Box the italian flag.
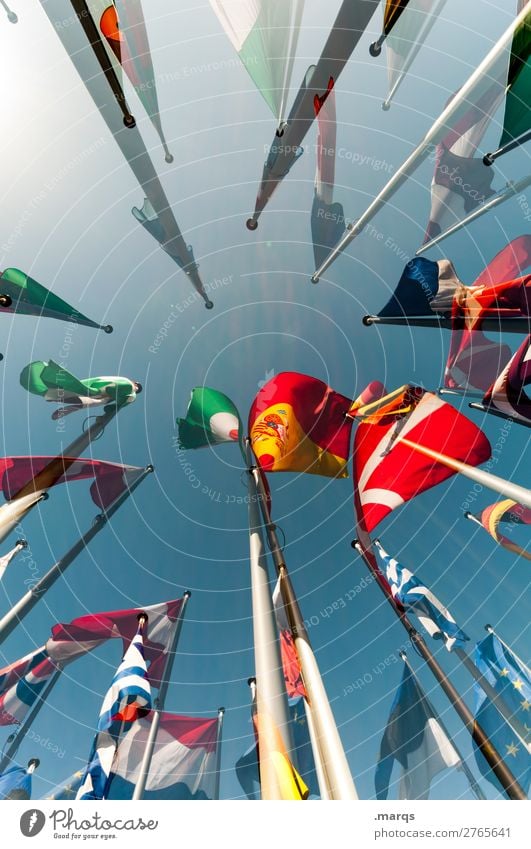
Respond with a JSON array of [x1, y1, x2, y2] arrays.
[[177, 387, 242, 449]]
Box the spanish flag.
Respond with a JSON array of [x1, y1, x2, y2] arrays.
[[248, 372, 355, 477]]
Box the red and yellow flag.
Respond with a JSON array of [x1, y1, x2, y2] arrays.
[[248, 372, 354, 477]]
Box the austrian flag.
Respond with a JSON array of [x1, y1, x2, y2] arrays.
[[354, 387, 491, 532]]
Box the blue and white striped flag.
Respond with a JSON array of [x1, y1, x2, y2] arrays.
[[375, 541, 469, 651], [76, 616, 152, 800]]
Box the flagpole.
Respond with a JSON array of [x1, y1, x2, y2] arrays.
[[362, 314, 530, 333], [0, 539, 28, 582], [69, 0, 136, 127], [311, 1, 531, 281], [469, 403, 531, 428], [245, 447, 295, 800], [213, 707, 225, 801], [439, 388, 486, 399], [0, 465, 153, 647], [352, 536, 526, 799], [485, 625, 531, 678], [131, 591, 190, 800], [380, 0, 448, 110], [484, 129, 531, 166], [399, 436, 531, 510], [301, 697, 330, 800], [0, 665, 62, 773], [249, 448, 358, 800], [0, 1, 17, 23], [400, 651, 486, 800], [416, 174, 531, 255]]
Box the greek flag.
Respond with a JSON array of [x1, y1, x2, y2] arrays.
[[76, 617, 152, 800], [375, 541, 469, 651]]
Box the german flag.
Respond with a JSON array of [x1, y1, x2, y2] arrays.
[[248, 372, 354, 477]]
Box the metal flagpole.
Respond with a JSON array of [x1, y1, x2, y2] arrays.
[[213, 707, 225, 801], [416, 174, 531, 255], [485, 625, 531, 678], [69, 0, 136, 127], [311, 1, 531, 281], [301, 696, 330, 800], [362, 314, 530, 333], [0, 539, 28, 582], [0, 465, 153, 647], [454, 648, 531, 753], [248, 447, 358, 800], [400, 651, 486, 800], [0, 666, 62, 773], [439, 388, 486, 399], [245, 445, 295, 800], [399, 437, 531, 510], [131, 592, 191, 800], [484, 129, 531, 166], [380, 0, 448, 110], [469, 403, 531, 428], [0, 0, 17, 23], [352, 534, 527, 799]]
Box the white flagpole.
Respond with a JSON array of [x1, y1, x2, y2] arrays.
[[246, 445, 294, 800], [0, 539, 27, 582], [213, 707, 225, 800], [0, 466, 154, 647], [416, 174, 531, 255], [131, 592, 191, 801], [311, 2, 531, 281], [399, 436, 531, 510], [249, 449, 358, 800]]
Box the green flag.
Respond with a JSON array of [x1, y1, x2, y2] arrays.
[[500, 8, 531, 146], [177, 387, 242, 449], [0, 268, 112, 332]]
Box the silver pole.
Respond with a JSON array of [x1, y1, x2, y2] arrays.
[[469, 403, 531, 428], [0, 466, 153, 646], [417, 174, 531, 255], [400, 437, 531, 510], [311, 2, 531, 281], [0, 666, 62, 772], [213, 707, 225, 801], [131, 591, 191, 800], [246, 449, 294, 799], [249, 449, 358, 799]]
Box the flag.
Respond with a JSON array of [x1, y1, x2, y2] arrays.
[[249, 372, 354, 477], [272, 577, 306, 698], [311, 79, 345, 268], [378, 256, 464, 317], [0, 765, 33, 800], [0, 653, 57, 727], [473, 234, 531, 287], [0, 457, 145, 511], [208, 0, 305, 123], [475, 498, 531, 561], [100, 0, 173, 161], [375, 540, 469, 650], [499, 5, 531, 148], [177, 387, 242, 449], [375, 663, 461, 799], [236, 697, 317, 800], [0, 267, 109, 331], [46, 770, 84, 800], [48, 597, 183, 687], [382, 1, 448, 106], [473, 632, 531, 793], [482, 335, 531, 425], [106, 713, 219, 800], [0, 540, 25, 581], [20, 360, 140, 419], [76, 618, 152, 800], [354, 386, 491, 532]]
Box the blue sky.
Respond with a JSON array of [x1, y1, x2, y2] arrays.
[[0, 0, 529, 800]]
